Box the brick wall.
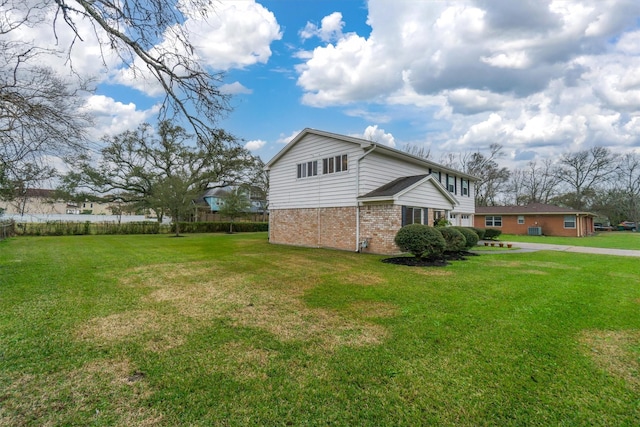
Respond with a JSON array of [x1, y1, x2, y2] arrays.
[[269, 207, 357, 251], [269, 204, 405, 254], [474, 214, 594, 237], [358, 204, 403, 254]]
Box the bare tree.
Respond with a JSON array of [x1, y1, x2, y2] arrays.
[[612, 153, 640, 227], [554, 146, 618, 210], [35, 0, 230, 141], [460, 143, 510, 206], [508, 159, 560, 205], [1, 50, 92, 197], [402, 143, 431, 160]]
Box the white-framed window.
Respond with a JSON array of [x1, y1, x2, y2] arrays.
[[322, 154, 348, 175], [517, 215, 525, 224], [403, 206, 424, 225], [297, 161, 318, 179], [462, 179, 469, 196], [485, 216, 502, 227], [564, 215, 576, 228]]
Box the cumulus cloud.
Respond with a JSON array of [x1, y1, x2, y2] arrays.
[[295, 0, 640, 161], [245, 139, 267, 151], [113, 0, 282, 96], [357, 125, 396, 147], [82, 95, 159, 141], [300, 12, 345, 42]]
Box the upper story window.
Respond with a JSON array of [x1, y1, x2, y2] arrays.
[[462, 179, 469, 196], [485, 216, 502, 227], [564, 215, 576, 229], [447, 175, 456, 193], [322, 154, 348, 174], [297, 161, 318, 179]]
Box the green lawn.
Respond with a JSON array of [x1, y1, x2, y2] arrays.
[[1, 233, 639, 426], [501, 231, 640, 249]]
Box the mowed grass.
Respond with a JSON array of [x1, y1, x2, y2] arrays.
[[502, 231, 640, 249], [1, 233, 639, 426]]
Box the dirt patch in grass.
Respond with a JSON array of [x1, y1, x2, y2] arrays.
[[79, 261, 387, 353], [0, 358, 161, 426], [580, 329, 640, 390]]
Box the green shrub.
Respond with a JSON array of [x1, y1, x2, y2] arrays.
[[453, 226, 479, 248], [173, 222, 268, 233], [439, 227, 467, 253], [468, 227, 486, 240], [484, 228, 502, 240], [395, 224, 446, 259]]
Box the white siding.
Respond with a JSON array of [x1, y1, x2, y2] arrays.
[[398, 182, 455, 210], [360, 152, 475, 212], [359, 152, 426, 195], [269, 131, 477, 214], [268, 134, 360, 209]]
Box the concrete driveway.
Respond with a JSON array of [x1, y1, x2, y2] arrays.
[[481, 241, 640, 258]]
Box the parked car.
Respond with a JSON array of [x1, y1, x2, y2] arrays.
[[617, 221, 637, 231], [594, 223, 613, 231]]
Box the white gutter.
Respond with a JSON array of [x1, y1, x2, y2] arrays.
[[355, 144, 377, 251]]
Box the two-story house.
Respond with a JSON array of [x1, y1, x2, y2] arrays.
[[266, 129, 477, 254]]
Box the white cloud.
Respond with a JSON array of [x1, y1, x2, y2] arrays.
[[110, 0, 282, 95], [187, 0, 282, 70], [220, 82, 252, 95], [356, 125, 396, 147], [81, 95, 159, 141], [300, 12, 345, 42], [277, 130, 301, 144], [245, 139, 266, 151]]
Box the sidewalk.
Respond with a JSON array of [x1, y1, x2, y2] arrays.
[[477, 241, 640, 258]]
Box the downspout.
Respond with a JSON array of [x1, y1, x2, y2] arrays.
[[356, 145, 377, 252]]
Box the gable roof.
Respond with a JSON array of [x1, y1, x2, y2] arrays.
[[266, 128, 478, 181], [358, 174, 458, 205], [475, 203, 596, 216]]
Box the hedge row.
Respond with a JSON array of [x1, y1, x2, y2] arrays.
[[14, 221, 268, 236], [172, 222, 269, 233], [15, 221, 167, 236]]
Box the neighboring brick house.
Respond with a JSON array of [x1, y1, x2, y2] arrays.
[[266, 128, 477, 254], [474, 203, 596, 237]]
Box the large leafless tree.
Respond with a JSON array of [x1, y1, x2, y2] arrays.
[[460, 143, 510, 206], [2, 0, 234, 198], [507, 159, 560, 205], [554, 147, 618, 210]]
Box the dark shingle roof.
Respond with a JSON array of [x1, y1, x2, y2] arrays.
[[475, 203, 594, 215], [360, 175, 429, 199]]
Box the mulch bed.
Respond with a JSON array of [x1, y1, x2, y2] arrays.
[[382, 251, 478, 267]]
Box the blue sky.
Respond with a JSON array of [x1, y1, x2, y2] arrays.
[[14, 0, 640, 167]]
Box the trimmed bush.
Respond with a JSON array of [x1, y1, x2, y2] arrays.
[[453, 226, 479, 248], [439, 227, 467, 253], [468, 227, 486, 240], [484, 228, 502, 240], [395, 224, 446, 259]]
